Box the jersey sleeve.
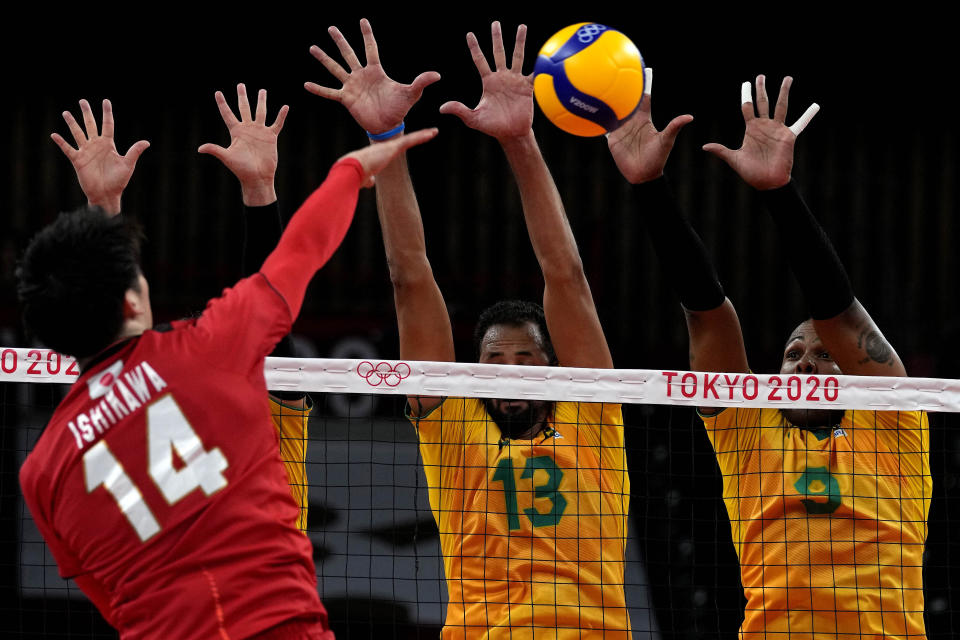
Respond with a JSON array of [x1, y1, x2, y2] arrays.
[[189, 273, 292, 373]]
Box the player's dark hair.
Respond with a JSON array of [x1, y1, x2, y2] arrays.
[[473, 300, 557, 364], [16, 206, 144, 359]]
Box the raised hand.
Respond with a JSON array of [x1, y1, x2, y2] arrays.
[[51, 99, 150, 216], [439, 21, 533, 141], [607, 68, 694, 184], [702, 75, 819, 190], [306, 18, 440, 135], [197, 84, 288, 206], [341, 128, 439, 188]]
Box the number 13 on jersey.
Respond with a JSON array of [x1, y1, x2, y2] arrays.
[[491, 454, 568, 531], [83, 395, 229, 541]]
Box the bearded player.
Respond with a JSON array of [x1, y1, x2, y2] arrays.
[[306, 19, 630, 637], [17, 116, 437, 639], [608, 71, 930, 638], [50, 89, 312, 531]]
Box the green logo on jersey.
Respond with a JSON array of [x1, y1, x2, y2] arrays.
[[794, 466, 842, 514]]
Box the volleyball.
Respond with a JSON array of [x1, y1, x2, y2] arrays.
[[533, 23, 646, 137]]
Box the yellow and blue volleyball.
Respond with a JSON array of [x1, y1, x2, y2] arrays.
[[533, 23, 645, 137]]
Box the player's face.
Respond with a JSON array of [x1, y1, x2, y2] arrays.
[[780, 320, 845, 429], [479, 322, 552, 439], [779, 320, 842, 377]]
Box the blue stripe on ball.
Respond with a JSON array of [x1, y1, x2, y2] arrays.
[[548, 63, 620, 131], [549, 23, 610, 62]]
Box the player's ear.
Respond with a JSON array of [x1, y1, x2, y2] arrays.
[[122, 285, 147, 319]]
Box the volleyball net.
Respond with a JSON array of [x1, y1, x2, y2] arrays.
[[2, 348, 958, 638]]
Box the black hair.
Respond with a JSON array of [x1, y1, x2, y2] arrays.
[[16, 206, 144, 358], [473, 299, 557, 364]]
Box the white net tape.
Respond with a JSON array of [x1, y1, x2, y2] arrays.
[[3, 346, 958, 411]]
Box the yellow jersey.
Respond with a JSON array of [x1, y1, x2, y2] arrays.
[[701, 407, 930, 639], [270, 396, 310, 532], [411, 397, 630, 639]]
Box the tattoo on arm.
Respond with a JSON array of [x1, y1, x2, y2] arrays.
[[859, 330, 893, 364]]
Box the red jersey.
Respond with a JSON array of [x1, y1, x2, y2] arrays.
[[19, 275, 329, 639]]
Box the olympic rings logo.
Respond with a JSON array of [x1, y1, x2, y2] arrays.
[[357, 361, 412, 387], [577, 24, 607, 43]]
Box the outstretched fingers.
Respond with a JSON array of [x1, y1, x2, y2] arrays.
[[702, 141, 735, 164], [491, 21, 507, 71], [408, 71, 442, 100], [466, 31, 492, 77], [740, 81, 756, 122], [255, 89, 267, 124], [328, 25, 363, 71], [438, 100, 473, 124], [360, 18, 380, 67], [101, 99, 115, 139], [50, 132, 77, 160], [270, 104, 290, 133], [789, 103, 820, 136], [123, 140, 151, 164], [236, 83, 253, 122], [61, 109, 86, 147], [755, 75, 770, 118], [309, 44, 349, 84], [662, 114, 695, 143], [196, 142, 228, 161], [214, 90, 240, 129], [510, 24, 527, 72], [79, 99, 98, 138], [773, 75, 792, 122]]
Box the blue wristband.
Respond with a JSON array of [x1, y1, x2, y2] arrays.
[[367, 122, 405, 141]]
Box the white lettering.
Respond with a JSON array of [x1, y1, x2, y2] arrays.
[[124, 367, 152, 403], [140, 361, 167, 393], [115, 380, 142, 412], [76, 415, 94, 442], [89, 406, 110, 435], [99, 399, 117, 424], [105, 389, 129, 419], [67, 421, 84, 449], [569, 96, 599, 114]]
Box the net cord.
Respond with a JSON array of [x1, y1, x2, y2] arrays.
[[1, 347, 957, 412]]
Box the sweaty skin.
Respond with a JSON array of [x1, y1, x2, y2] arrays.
[[779, 319, 845, 429]]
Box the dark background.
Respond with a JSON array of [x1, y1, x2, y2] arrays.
[[2, 5, 958, 638]]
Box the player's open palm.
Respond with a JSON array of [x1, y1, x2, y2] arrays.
[[51, 99, 150, 215], [440, 21, 533, 141], [198, 84, 287, 203], [607, 69, 693, 184], [306, 18, 440, 134], [703, 75, 819, 190]]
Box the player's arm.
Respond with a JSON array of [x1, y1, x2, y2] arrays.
[[196, 84, 308, 405], [440, 22, 611, 368], [260, 130, 438, 321], [704, 75, 906, 377], [50, 98, 150, 215], [306, 18, 452, 415], [608, 70, 749, 376]]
